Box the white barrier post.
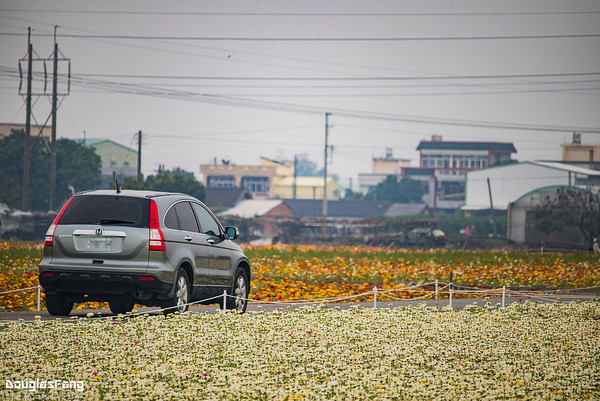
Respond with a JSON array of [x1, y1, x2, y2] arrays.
[[502, 286, 506, 308], [435, 279, 438, 300], [222, 290, 227, 313], [373, 286, 377, 309], [448, 272, 453, 309], [37, 285, 41, 312]]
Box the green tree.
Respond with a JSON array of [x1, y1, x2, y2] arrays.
[[0, 130, 101, 211], [532, 187, 600, 247], [342, 188, 364, 201], [295, 154, 319, 176], [366, 175, 424, 203], [117, 169, 206, 201]]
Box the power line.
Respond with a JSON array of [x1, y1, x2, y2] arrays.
[[65, 74, 600, 133], [1, 9, 599, 17], [67, 72, 600, 81], [2, 32, 599, 41], [2, 66, 598, 134]]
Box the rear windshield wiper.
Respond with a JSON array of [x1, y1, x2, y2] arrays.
[[98, 219, 136, 225]]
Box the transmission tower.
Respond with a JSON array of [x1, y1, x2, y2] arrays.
[[19, 26, 70, 210]]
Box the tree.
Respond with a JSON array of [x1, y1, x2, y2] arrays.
[[365, 175, 424, 203], [56, 138, 102, 204], [0, 130, 101, 211], [117, 169, 206, 201], [532, 187, 600, 247], [295, 154, 320, 176], [342, 188, 365, 201]]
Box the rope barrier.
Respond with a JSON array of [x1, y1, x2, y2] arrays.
[[378, 292, 435, 302], [0, 285, 41, 295], [506, 290, 569, 303], [1, 281, 598, 315]]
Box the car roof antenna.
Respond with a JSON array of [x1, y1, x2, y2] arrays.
[[115, 179, 121, 194]]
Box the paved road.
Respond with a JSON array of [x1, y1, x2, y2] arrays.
[[1, 294, 597, 321]]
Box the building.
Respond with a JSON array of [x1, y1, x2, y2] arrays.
[[417, 135, 516, 170], [200, 163, 275, 199], [360, 136, 517, 212], [283, 199, 426, 219], [272, 176, 342, 201], [358, 148, 412, 194], [201, 157, 342, 200], [408, 135, 516, 211], [0, 123, 51, 139], [218, 199, 292, 238], [83, 139, 138, 187], [372, 148, 411, 175], [203, 187, 252, 213], [561, 132, 600, 170], [200, 158, 280, 199], [463, 161, 600, 211]]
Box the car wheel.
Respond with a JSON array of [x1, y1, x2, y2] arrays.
[[46, 293, 74, 316], [108, 299, 135, 314], [163, 269, 190, 315], [226, 268, 249, 313]]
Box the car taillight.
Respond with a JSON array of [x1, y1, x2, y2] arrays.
[[149, 199, 165, 251], [44, 197, 74, 247]]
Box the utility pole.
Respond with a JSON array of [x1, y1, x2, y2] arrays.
[[293, 154, 297, 199], [21, 28, 33, 211], [322, 112, 331, 237], [487, 177, 498, 237], [49, 26, 59, 210], [137, 130, 142, 178]]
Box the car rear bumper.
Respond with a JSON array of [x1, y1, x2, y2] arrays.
[[39, 270, 172, 296]]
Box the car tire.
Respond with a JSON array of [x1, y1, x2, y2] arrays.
[[108, 299, 135, 315], [163, 269, 190, 316], [46, 293, 74, 316], [226, 267, 249, 313]]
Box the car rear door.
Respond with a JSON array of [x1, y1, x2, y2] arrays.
[[163, 201, 210, 287]]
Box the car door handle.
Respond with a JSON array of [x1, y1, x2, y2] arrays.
[[207, 238, 215, 245], [184, 236, 193, 242]]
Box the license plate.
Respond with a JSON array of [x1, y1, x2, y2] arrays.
[[86, 238, 113, 250]]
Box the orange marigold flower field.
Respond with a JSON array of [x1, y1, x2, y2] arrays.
[[245, 245, 600, 302], [1, 242, 599, 311]]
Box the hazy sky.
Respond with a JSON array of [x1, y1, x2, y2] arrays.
[[1, 0, 599, 189]]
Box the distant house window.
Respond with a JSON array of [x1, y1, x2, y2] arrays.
[[124, 161, 129, 168], [440, 181, 465, 196], [241, 176, 269, 194], [207, 176, 235, 188]]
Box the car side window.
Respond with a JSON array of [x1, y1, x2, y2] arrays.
[[192, 203, 221, 236], [164, 206, 179, 230], [174, 202, 200, 233]]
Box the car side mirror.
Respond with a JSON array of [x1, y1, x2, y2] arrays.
[[224, 226, 239, 240]]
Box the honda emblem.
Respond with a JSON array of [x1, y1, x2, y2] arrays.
[[96, 228, 103, 236]]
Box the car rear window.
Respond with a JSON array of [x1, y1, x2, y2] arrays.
[[58, 195, 150, 228]]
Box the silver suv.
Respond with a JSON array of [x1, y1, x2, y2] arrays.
[[39, 189, 251, 315]]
